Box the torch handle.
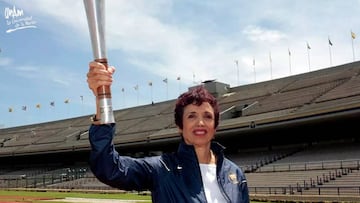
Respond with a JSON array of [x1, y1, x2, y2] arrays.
[[94, 58, 115, 124], [95, 58, 111, 99]]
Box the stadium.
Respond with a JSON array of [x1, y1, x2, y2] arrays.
[[1, 61, 360, 202]]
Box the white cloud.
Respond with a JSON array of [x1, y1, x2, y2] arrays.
[[243, 25, 287, 43]]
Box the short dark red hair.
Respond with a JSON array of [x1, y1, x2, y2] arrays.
[[174, 86, 219, 129]]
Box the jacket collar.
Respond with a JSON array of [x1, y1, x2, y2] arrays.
[[176, 141, 226, 165]]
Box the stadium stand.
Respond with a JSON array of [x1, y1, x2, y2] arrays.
[[1, 61, 360, 202]]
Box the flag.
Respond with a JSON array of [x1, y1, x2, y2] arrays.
[[163, 78, 168, 83], [50, 101, 55, 107], [328, 38, 333, 46], [36, 104, 41, 109], [307, 42, 311, 49], [64, 99, 69, 104], [351, 31, 356, 39], [148, 81, 153, 86], [8, 107, 13, 112], [22, 106, 27, 111]]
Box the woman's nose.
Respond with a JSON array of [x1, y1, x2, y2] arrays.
[[197, 117, 205, 126]]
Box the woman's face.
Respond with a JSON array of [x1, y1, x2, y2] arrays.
[[179, 102, 216, 148]]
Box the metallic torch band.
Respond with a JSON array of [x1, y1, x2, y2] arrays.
[[84, 0, 115, 124], [98, 97, 114, 124]]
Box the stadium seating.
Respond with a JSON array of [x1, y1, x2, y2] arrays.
[[1, 61, 360, 202]]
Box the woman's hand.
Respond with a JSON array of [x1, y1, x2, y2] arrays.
[[86, 61, 115, 97]]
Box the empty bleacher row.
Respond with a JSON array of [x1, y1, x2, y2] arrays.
[[1, 61, 360, 156], [0, 99, 177, 155], [242, 141, 360, 197], [0, 139, 359, 198], [0, 61, 360, 202]]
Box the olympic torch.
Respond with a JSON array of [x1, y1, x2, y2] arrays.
[[83, 0, 115, 124]]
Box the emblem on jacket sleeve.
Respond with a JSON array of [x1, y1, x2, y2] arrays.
[[228, 173, 239, 184]]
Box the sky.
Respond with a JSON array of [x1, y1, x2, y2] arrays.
[[0, 0, 359, 128]]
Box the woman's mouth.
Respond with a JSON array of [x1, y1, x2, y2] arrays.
[[193, 129, 207, 135]]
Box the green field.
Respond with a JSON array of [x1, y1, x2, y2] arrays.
[[0, 190, 268, 203], [0, 190, 152, 203]]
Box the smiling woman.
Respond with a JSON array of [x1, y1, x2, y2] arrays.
[[87, 62, 249, 203], [175, 88, 218, 156]]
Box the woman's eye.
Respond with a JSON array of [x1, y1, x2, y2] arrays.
[[187, 114, 196, 119], [204, 113, 214, 120]]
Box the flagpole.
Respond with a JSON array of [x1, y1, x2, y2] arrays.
[[351, 30, 356, 62], [137, 86, 139, 105], [307, 48, 310, 71], [269, 52, 273, 80], [151, 85, 153, 103], [80, 95, 84, 116], [352, 37, 355, 62], [329, 45, 332, 66], [177, 76, 181, 95], [288, 48, 292, 75], [235, 60, 239, 85], [163, 78, 168, 100], [121, 88, 126, 107], [148, 81, 153, 103], [50, 101, 56, 120], [328, 37, 333, 66], [306, 42, 311, 71], [137, 88, 139, 105], [253, 57, 256, 83], [22, 106, 30, 126], [64, 99, 70, 118], [134, 85, 139, 105], [8, 108, 14, 128]]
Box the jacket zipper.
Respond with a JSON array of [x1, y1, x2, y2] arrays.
[[217, 157, 231, 203]]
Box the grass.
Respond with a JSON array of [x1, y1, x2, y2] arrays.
[[0, 190, 270, 203], [0, 189, 152, 203]]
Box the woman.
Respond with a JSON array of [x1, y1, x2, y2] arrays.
[[87, 61, 249, 203]]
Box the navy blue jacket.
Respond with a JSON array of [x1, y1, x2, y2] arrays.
[[89, 124, 249, 203]]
